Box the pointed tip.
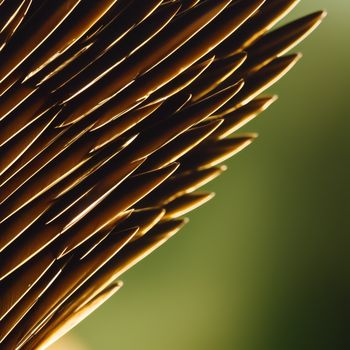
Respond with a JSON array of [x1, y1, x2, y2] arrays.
[[297, 10, 328, 34], [247, 132, 259, 140], [318, 10, 328, 20], [110, 226, 140, 240], [252, 95, 279, 111], [274, 53, 303, 68], [218, 78, 245, 99], [139, 161, 180, 176], [233, 133, 259, 142], [115, 280, 124, 288], [182, 217, 190, 225], [269, 95, 279, 104], [207, 192, 216, 200], [171, 217, 190, 231], [201, 55, 216, 67], [307, 10, 327, 21], [161, 161, 180, 174], [294, 52, 303, 61], [220, 50, 248, 64]]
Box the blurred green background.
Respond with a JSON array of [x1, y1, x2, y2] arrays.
[[61, 1, 349, 349]]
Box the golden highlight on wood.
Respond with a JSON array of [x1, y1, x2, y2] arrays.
[[0, 1, 325, 349]]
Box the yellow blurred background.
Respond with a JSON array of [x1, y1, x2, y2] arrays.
[[57, 1, 348, 349]]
